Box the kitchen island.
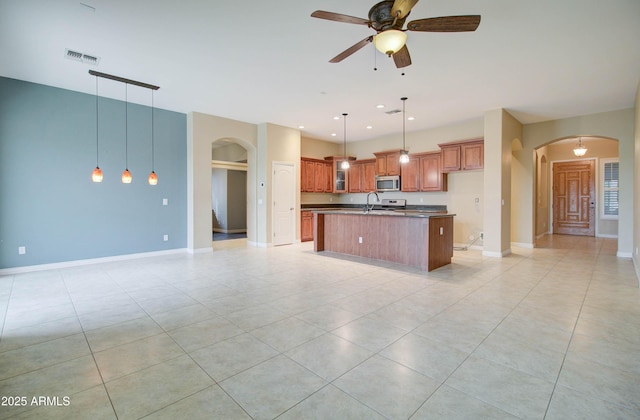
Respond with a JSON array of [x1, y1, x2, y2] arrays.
[[313, 209, 455, 271]]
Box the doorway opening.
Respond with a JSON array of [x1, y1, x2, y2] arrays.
[[211, 140, 248, 248], [534, 136, 619, 245]]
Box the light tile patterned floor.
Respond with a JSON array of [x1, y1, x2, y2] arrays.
[[0, 235, 638, 419]]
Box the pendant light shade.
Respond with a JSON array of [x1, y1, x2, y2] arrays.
[[91, 75, 103, 182], [573, 137, 587, 157], [92, 166, 104, 182], [374, 30, 407, 56], [399, 97, 409, 163], [121, 169, 132, 183], [148, 171, 158, 185], [341, 113, 350, 169]]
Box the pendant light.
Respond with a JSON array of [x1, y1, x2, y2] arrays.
[[573, 137, 587, 157], [91, 75, 103, 182], [399, 97, 410, 164], [148, 90, 158, 185], [121, 83, 132, 184], [340, 113, 350, 169]]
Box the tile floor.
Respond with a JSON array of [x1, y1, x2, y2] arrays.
[[0, 235, 639, 419]]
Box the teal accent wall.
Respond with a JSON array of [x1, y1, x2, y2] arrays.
[[0, 77, 187, 269]]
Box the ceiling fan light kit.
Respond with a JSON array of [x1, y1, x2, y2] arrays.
[[311, 0, 480, 69], [374, 30, 407, 56]]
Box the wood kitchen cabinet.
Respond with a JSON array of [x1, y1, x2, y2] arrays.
[[300, 158, 331, 192], [325, 156, 356, 193], [439, 139, 484, 172], [301, 210, 314, 242], [349, 159, 376, 193], [419, 151, 448, 192], [374, 150, 401, 176], [401, 151, 447, 192], [400, 155, 420, 192]]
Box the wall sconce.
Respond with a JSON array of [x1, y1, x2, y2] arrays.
[[148, 90, 158, 185]]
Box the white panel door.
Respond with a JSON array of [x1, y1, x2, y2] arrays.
[[272, 162, 296, 246]]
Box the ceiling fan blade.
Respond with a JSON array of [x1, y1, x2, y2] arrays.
[[311, 10, 371, 25], [393, 45, 412, 68], [329, 36, 373, 63], [391, 0, 419, 20], [407, 15, 481, 32]]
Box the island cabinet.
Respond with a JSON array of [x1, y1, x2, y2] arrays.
[[374, 150, 401, 176], [439, 139, 484, 172], [348, 159, 376, 193], [400, 152, 447, 192], [301, 210, 314, 242], [300, 158, 331, 192], [313, 211, 455, 271]]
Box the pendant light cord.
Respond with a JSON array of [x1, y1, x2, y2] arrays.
[[125, 83, 128, 169], [151, 90, 155, 171], [402, 97, 407, 150], [95, 75, 99, 167], [343, 113, 348, 158]]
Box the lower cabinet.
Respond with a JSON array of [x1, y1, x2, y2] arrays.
[[301, 211, 314, 242]]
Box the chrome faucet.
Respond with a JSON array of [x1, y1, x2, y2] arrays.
[[365, 191, 379, 213]]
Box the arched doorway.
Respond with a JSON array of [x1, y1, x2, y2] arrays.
[[534, 136, 619, 245], [211, 139, 248, 248]]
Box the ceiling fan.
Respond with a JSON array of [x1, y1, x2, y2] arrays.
[[311, 0, 480, 68]]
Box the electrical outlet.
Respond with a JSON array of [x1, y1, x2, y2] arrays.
[[163, 235, 169, 241], [358, 237, 363, 244], [163, 198, 168, 206], [18, 246, 26, 255]]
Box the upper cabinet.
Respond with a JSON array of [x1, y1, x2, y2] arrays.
[[326, 156, 356, 193], [374, 150, 401, 176], [349, 159, 376, 193], [438, 139, 484, 172], [300, 158, 331, 193], [400, 151, 447, 192]]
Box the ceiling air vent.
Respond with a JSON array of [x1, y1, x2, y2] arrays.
[[385, 109, 401, 115], [65, 49, 100, 66]]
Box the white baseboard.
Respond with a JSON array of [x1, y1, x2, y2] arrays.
[[483, 249, 512, 258], [512, 242, 534, 249], [617, 251, 633, 258], [188, 247, 213, 254], [0, 248, 188, 275]]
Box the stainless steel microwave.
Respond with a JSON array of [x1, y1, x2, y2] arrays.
[[375, 175, 400, 191]]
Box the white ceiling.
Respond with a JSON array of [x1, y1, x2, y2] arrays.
[[1, 0, 639, 143]]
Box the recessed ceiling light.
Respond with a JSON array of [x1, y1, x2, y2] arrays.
[[331, 133, 337, 137], [407, 116, 415, 121], [333, 116, 340, 120], [366, 125, 373, 129], [298, 125, 305, 129], [376, 104, 385, 109]]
